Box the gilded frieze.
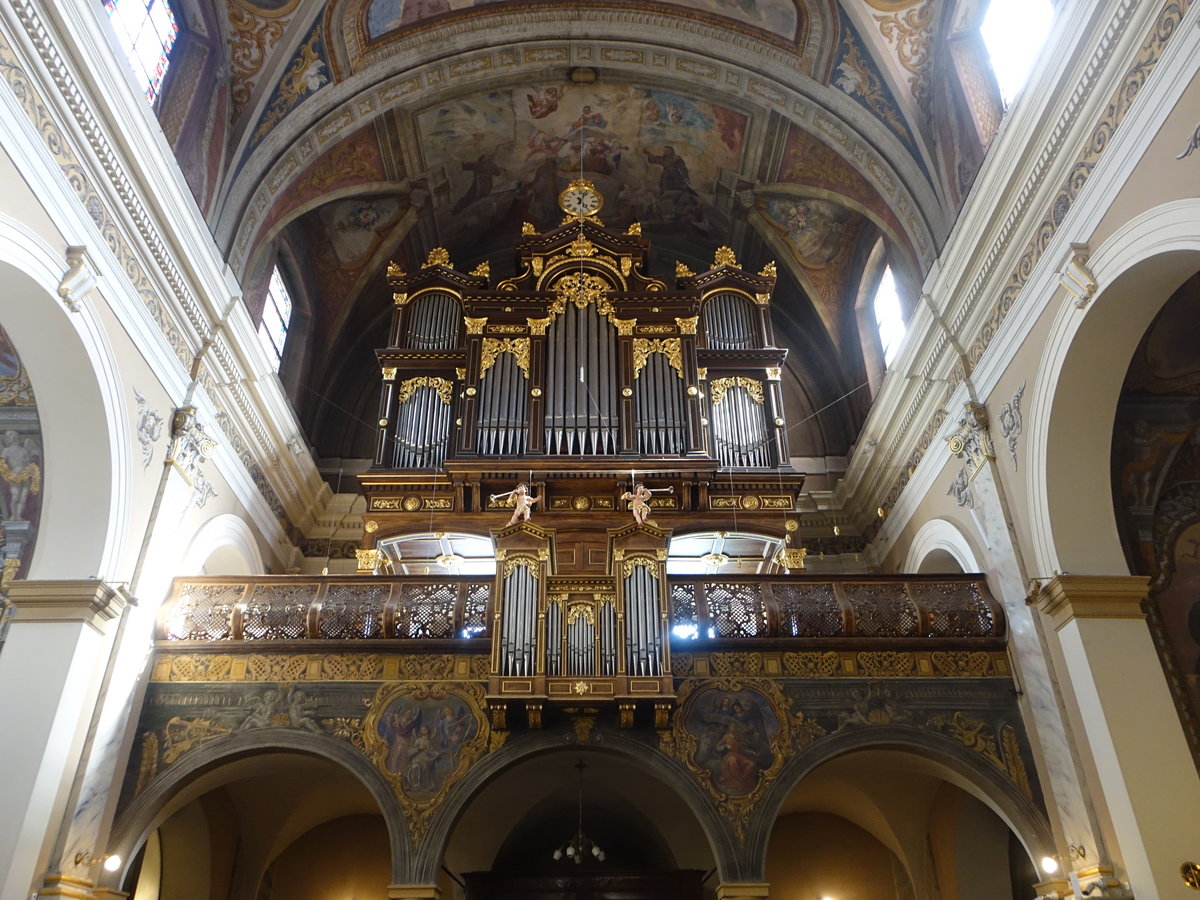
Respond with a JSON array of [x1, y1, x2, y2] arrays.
[[632, 338, 684, 379]]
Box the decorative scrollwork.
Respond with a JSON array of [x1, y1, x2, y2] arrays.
[[480, 338, 530, 378], [713, 246, 738, 268], [397, 377, 453, 405], [709, 377, 764, 405], [621, 555, 661, 579], [502, 555, 542, 580], [632, 338, 683, 379], [566, 601, 595, 626], [424, 247, 451, 268], [551, 272, 612, 314]]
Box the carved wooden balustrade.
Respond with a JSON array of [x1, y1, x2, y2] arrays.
[[156, 574, 1003, 647]]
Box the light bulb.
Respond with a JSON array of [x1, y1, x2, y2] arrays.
[[566, 846, 575, 857], [1041, 856, 1059, 874], [553, 849, 563, 860], [103, 855, 122, 873], [597, 851, 605, 861], [592, 845, 601, 857]]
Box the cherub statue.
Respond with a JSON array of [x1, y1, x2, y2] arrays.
[[492, 482, 540, 526], [620, 482, 653, 526]]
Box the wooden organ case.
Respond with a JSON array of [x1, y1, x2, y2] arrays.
[[359, 180, 806, 728]]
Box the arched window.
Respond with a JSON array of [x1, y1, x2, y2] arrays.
[[979, 0, 1055, 108], [103, 0, 180, 103], [872, 265, 906, 367], [257, 267, 293, 372]]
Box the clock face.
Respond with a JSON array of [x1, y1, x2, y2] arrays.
[[561, 186, 602, 215]]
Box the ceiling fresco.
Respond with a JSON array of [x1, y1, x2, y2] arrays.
[[155, 0, 1000, 459]]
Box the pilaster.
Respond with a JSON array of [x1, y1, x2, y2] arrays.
[[0, 580, 124, 900], [1039, 574, 1200, 899]]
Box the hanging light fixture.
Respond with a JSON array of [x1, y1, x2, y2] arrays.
[[553, 759, 605, 863]]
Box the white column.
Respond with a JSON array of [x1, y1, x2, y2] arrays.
[[1040, 575, 1200, 899], [0, 580, 124, 900]]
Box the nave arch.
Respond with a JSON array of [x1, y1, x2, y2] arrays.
[[0, 219, 132, 582], [903, 518, 981, 574], [180, 512, 267, 576], [1028, 199, 1200, 578]]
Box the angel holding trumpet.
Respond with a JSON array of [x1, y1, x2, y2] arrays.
[[492, 482, 539, 526], [621, 482, 672, 525]]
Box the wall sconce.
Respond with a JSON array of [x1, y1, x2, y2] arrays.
[[1040, 844, 1086, 875], [75, 851, 122, 873]]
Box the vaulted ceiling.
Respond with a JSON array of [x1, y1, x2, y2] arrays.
[[159, 0, 1002, 460]]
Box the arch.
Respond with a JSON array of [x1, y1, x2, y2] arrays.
[[106, 729, 411, 888], [1028, 199, 1200, 577], [903, 518, 980, 574], [180, 513, 266, 576], [0, 218, 131, 580], [417, 731, 742, 883], [747, 726, 1051, 881]]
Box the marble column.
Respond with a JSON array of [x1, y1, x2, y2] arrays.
[[1039, 575, 1200, 899], [0, 580, 124, 900]]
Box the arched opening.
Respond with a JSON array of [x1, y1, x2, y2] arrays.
[[766, 749, 1041, 900], [181, 514, 266, 577], [440, 749, 716, 900], [118, 751, 393, 900], [903, 519, 980, 575]]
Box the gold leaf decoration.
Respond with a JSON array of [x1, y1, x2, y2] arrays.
[[424, 247, 451, 268], [397, 376, 453, 405], [632, 338, 683, 379], [709, 376, 764, 406], [782, 651, 840, 677], [856, 651, 914, 677], [480, 338, 530, 378], [713, 246, 738, 268]]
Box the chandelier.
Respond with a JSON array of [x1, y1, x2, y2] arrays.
[[553, 759, 605, 863]]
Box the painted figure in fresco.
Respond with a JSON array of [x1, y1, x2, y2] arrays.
[[238, 689, 282, 731], [645, 145, 691, 193], [452, 152, 503, 214], [527, 85, 564, 119], [689, 689, 775, 796], [377, 695, 478, 796], [401, 0, 450, 24], [382, 705, 420, 773], [0, 431, 40, 521], [621, 483, 653, 526]]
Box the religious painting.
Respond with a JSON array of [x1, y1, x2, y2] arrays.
[[761, 197, 855, 268], [365, 0, 798, 43], [0, 322, 43, 640], [681, 683, 780, 797], [416, 84, 747, 236], [363, 682, 487, 802]]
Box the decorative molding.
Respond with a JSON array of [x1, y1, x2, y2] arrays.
[[997, 382, 1025, 471], [133, 389, 165, 470], [57, 246, 98, 312]]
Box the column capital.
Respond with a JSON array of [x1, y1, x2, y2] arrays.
[[7, 579, 125, 633], [1037, 575, 1149, 630], [716, 883, 770, 900], [388, 886, 442, 900]]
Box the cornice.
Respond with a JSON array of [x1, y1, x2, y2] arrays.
[[7, 579, 125, 633], [1037, 574, 1150, 631]]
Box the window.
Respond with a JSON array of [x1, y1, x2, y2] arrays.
[[103, 0, 180, 103], [873, 266, 905, 367], [979, 0, 1055, 107], [257, 267, 293, 372]]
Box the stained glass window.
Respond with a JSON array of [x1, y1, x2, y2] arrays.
[[257, 268, 293, 372], [103, 0, 180, 103], [873, 266, 905, 367]]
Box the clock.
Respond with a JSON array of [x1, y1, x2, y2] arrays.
[[559, 180, 603, 217]]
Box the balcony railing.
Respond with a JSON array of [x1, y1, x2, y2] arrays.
[[157, 574, 1002, 646]]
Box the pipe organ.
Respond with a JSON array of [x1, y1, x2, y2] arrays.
[[360, 179, 807, 728]]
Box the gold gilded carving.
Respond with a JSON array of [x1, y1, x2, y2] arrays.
[[487, 323, 526, 334], [480, 338, 531, 378], [782, 651, 840, 677], [402, 495, 421, 511], [675, 316, 698, 335], [356, 549, 384, 573], [713, 246, 737, 268], [675, 261, 695, 278], [754, 293, 771, 306], [626, 222, 642, 236], [697, 367, 707, 380], [711, 652, 763, 676], [1182, 863, 1200, 890], [930, 651, 991, 677], [618, 700, 635, 728], [387, 260, 404, 277], [759, 261, 777, 277], [1001, 724, 1032, 797], [160, 716, 231, 764], [776, 547, 807, 570], [621, 555, 660, 579], [612, 317, 637, 336], [632, 338, 683, 379], [638, 324, 674, 335], [527, 316, 552, 335], [424, 247, 451, 268], [397, 377, 453, 404], [532, 257, 544, 276], [321, 654, 384, 680], [470, 261, 490, 278], [394, 292, 409, 306], [567, 602, 595, 626], [709, 377, 764, 405], [857, 651, 914, 677], [361, 682, 490, 844], [382, 367, 397, 381], [135, 731, 159, 796], [765, 367, 781, 381], [465, 317, 487, 334], [455, 368, 467, 380], [621, 257, 632, 276], [365, 519, 379, 533], [552, 272, 611, 313], [422, 498, 452, 510], [570, 712, 596, 742], [927, 711, 1028, 795], [246, 654, 309, 682], [502, 555, 542, 580], [322, 717, 366, 752], [166, 654, 234, 682], [569, 234, 598, 257], [522, 222, 537, 235]]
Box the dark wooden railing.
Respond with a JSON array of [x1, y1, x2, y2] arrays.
[[157, 574, 1002, 646]]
